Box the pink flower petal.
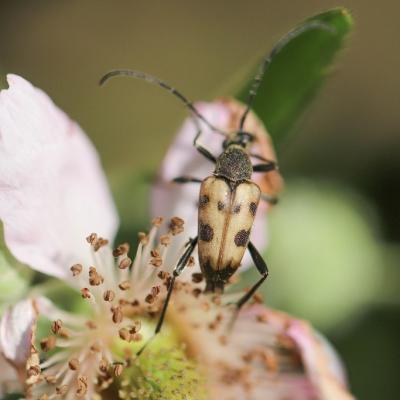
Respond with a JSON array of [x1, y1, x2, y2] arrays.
[[172, 294, 354, 400], [0, 74, 119, 280], [0, 353, 20, 397], [287, 320, 355, 400], [151, 99, 283, 270], [0, 299, 36, 367]]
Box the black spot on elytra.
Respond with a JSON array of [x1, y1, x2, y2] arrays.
[[234, 229, 250, 247], [199, 194, 209, 208], [249, 202, 257, 216], [233, 204, 241, 214], [199, 221, 214, 242], [217, 201, 225, 211]]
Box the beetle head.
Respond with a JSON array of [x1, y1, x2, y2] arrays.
[[222, 131, 254, 149]]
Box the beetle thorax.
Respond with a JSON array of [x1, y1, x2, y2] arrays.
[[214, 145, 252, 182]]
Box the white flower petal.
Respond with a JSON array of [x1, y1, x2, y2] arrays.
[[0, 299, 36, 367], [0, 74, 119, 280]]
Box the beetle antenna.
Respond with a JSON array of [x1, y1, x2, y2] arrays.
[[100, 69, 228, 136], [239, 20, 336, 130]]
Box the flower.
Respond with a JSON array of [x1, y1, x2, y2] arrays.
[[0, 74, 354, 399]]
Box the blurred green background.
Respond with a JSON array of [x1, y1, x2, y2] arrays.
[[0, 1, 399, 399]]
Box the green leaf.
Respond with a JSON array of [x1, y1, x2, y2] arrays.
[[236, 8, 353, 146]]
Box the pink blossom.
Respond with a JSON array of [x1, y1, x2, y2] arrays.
[[0, 75, 353, 399]]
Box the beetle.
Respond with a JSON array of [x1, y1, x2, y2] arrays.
[[100, 20, 333, 351]]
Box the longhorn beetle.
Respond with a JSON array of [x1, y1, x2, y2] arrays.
[[100, 20, 334, 352]]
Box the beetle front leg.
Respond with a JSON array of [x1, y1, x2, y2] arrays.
[[172, 176, 202, 184], [193, 127, 217, 163], [137, 236, 198, 356], [252, 160, 278, 173]]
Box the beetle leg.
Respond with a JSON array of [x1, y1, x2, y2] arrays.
[[193, 126, 217, 163], [137, 236, 198, 356], [172, 176, 202, 184], [228, 241, 269, 331], [236, 241, 269, 310], [261, 192, 279, 205], [252, 160, 278, 173]]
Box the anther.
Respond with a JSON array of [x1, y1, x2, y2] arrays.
[[89, 267, 104, 286], [86, 233, 98, 245], [145, 294, 155, 304], [27, 365, 41, 377], [40, 336, 56, 352], [157, 270, 170, 280], [56, 385, 68, 395], [86, 320, 97, 330], [76, 375, 88, 397], [119, 257, 132, 269], [99, 358, 108, 373], [160, 234, 171, 246], [93, 237, 109, 252], [51, 319, 63, 334], [138, 232, 149, 245], [150, 257, 162, 267], [69, 358, 80, 371], [112, 306, 123, 324], [188, 256, 195, 267], [113, 363, 124, 377], [151, 286, 161, 297], [81, 288, 91, 299], [152, 216, 164, 227], [113, 243, 130, 257], [132, 333, 143, 342], [169, 216, 185, 235], [70, 264, 83, 276], [118, 281, 131, 291], [58, 328, 70, 338], [45, 375, 57, 385], [119, 328, 131, 342], [103, 289, 115, 302], [90, 342, 102, 353]]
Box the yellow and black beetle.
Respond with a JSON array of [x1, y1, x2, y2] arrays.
[[100, 20, 333, 349]]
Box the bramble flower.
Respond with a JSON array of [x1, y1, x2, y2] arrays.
[[0, 75, 354, 399]]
